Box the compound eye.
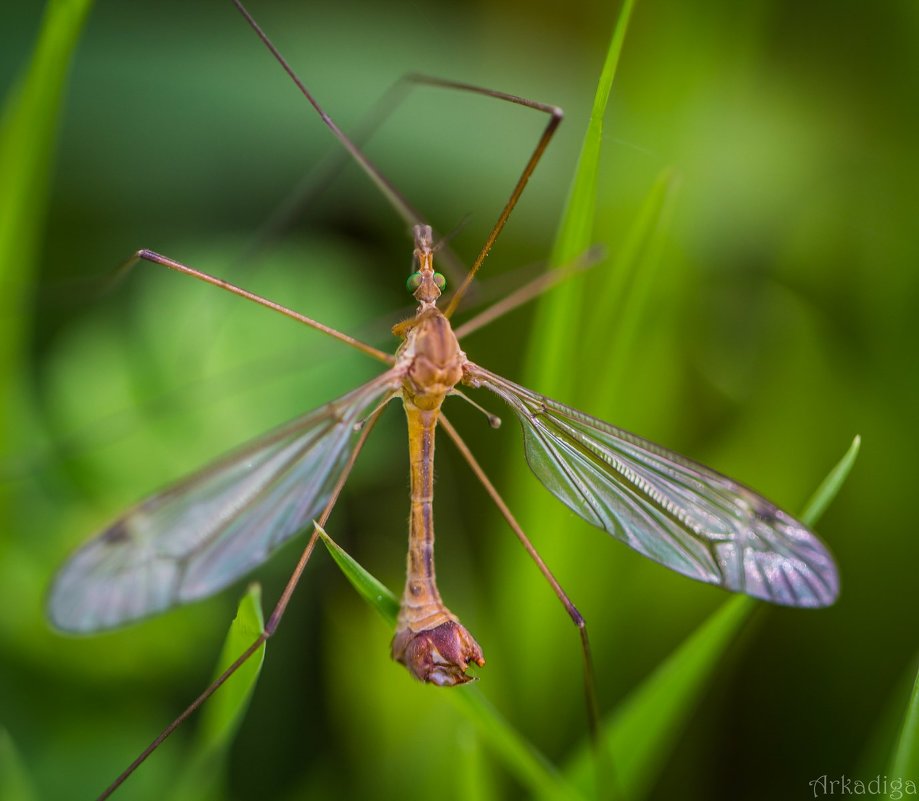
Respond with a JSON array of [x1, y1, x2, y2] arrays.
[[406, 272, 423, 292], [433, 272, 446, 291]]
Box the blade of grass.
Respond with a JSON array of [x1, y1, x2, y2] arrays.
[[316, 524, 584, 801], [452, 689, 585, 801], [171, 584, 266, 801], [562, 434, 860, 799], [890, 659, 919, 778], [800, 435, 861, 525], [585, 168, 681, 404], [561, 595, 757, 801], [196, 583, 266, 749], [494, 0, 659, 771], [523, 0, 638, 397], [856, 655, 919, 776], [549, 0, 636, 269], [0, 727, 36, 801], [317, 523, 399, 622], [456, 722, 500, 801], [0, 0, 94, 457], [489, 4, 646, 793]]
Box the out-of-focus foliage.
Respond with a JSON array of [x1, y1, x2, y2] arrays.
[[1, 0, 916, 799]]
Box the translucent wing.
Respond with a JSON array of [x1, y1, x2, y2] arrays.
[[49, 371, 401, 632], [468, 365, 839, 607]]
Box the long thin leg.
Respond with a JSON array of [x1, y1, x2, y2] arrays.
[[439, 415, 619, 800], [231, 0, 423, 237], [113, 249, 394, 365], [398, 77, 563, 319], [231, 1, 562, 318], [230, 74, 469, 287], [437, 415, 601, 740], [96, 405, 387, 801], [452, 246, 603, 341]]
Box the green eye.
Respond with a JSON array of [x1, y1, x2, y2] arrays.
[[406, 272, 423, 292], [433, 272, 446, 290]]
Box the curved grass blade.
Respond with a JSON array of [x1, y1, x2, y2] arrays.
[[196, 583, 267, 751], [171, 584, 266, 801], [0, 0, 94, 452], [456, 723, 500, 801], [856, 656, 919, 777], [800, 434, 861, 525], [523, 0, 637, 396], [316, 523, 399, 623], [561, 435, 859, 799], [316, 524, 584, 801], [582, 168, 681, 404], [0, 727, 36, 801], [452, 689, 585, 801], [561, 596, 756, 801], [890, 660, 919, 779], [550, 0, 636, 268]]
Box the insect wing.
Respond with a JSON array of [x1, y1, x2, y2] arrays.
[[470, 366, 839, 607], [48, 372, 400, 632]]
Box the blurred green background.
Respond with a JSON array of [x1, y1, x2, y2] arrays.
[[2, 0, 917, 799]]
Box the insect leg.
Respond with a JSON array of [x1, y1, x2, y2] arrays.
[[452, 245, 603, 340], [231, 3, 564, 309], [438, 415, 601, 739], [111, 249, 394, 364], [440, 413, 620, 798], [96, 403, 387, 800], [402, 76, 563, 318]]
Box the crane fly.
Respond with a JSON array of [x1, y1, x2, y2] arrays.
[[48, 221, 841, 655], [47, 0, 839, 793]]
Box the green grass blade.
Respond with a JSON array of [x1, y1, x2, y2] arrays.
[[196, 583, 266, 748], [563, 434, 861, 799], [890, 661, 919, 778], [584, 167, 681, 404], [0, 727, 37, 801], [0, 0, 94, 451], [317, 524, 582, 800], [172, 584, 266, 801], [317, 524, 400, 623], [549, 0, 637, 269], [563, 595, 757, 800], [524, 0, 637, 396], [456, 721, 500, 801], [856, 657, 919, 776], [451, 690, 586, 801], [800, 435, 861, 526]]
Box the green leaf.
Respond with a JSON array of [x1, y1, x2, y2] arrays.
[[496, 0, 652, 741], [562, 595, 757, 800], [317, 523, 400, 623], [0, 727, 37, 801], [890, 660, 919, 778], [172, 584, 266, 801], [582, 167, 681, 406], [800, 435, 861, 526], [197, 583, 266, 747], [0, 0, 94, 453], [451, 690, 585, 801], [524, 0, 638, 397], [455, 721, 500, 801], [549, 0, 637, 269], [857, 656, 919, 777]]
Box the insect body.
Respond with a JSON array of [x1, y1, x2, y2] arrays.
[[390, 226, 484, 684]]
